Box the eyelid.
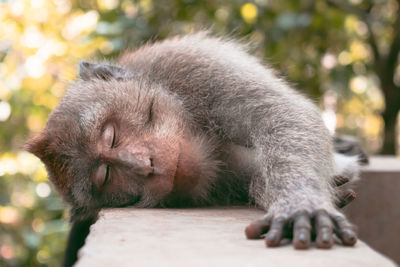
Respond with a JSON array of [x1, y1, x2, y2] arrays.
[[94, 164, 109, 189], [111, 128, 115, 147], [105, 165, 110, 183], [103, 124, 115, 148], [148, 99, 154, 123]]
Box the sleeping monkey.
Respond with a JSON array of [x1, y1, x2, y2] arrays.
[[25, 33, 362, 266]]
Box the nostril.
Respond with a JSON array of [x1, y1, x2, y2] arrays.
[[135, 166, 153, 177], [138, 157, 154, 178], [150, 158, 154, 168], [148, 158, 154, 178], [121, 153, 154, 177]]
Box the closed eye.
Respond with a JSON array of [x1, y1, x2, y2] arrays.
[[94, 164, 110, 189], [105, 165, 110, 183], [148, 99, 154, 123], [103, 124, 115, 148]]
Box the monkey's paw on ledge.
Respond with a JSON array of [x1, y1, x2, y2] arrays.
[[74, 208, 395, 267]]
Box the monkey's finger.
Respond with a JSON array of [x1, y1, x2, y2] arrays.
[[315, 210, 334, 249], [292, 211, 311, 249], [333, 175, 350, 187], [245, 216, 271, 239], [265, 216, 286, 247], [332, 215, 357, 246], [335, 189, 356, 208]]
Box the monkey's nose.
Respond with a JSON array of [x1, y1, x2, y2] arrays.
[[117, 149, 154, 177], [134, 158, 154, 177]]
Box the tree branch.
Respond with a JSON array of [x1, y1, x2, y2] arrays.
[[387, 13, 400, 74], [326, 0, 366, 17]]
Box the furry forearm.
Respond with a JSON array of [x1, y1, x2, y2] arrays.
[[245, 95, 337, 213]]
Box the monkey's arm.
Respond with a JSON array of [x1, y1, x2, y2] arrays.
[[119, 34, 357, 248], [215, 91, 357, 249], [63, 217, 96, 267]]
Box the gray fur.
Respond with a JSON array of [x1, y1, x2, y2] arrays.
[[333, 153, 360, 183], [119, 32, 340, 216], [30, 32, 361, 221]]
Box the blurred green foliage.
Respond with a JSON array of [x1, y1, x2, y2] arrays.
[[0, 0, 399, 266]]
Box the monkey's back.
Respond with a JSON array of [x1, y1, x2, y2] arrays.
[[119, 33, 323, 136], [119, 33, 289, 99]]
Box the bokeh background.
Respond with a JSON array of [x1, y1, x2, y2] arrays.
[[0, 0, 399, 266]]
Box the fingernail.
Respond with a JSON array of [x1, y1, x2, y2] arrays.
[[346, 233, 356, 241], [299, 232, 306, 241], [268, 232, 276, 241], [343, 231, 357, 245], [322, 233, 330, 242], [345, 193, 356, 201]]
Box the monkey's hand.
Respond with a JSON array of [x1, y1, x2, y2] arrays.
[[245, 209, 357, 249]]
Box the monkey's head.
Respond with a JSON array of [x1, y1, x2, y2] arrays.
[[25, 62, 218, 221]]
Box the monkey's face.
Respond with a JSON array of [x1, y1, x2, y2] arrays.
[[25, 63, 218, 220]]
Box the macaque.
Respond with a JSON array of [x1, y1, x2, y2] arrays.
[[25, 33, 362, 267]]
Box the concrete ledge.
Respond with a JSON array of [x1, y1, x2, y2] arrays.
[[345, 156, 400, 265], [75, 208, 396, 267]]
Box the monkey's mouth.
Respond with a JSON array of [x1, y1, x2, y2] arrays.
[[170, 142, 199, 194], [172, 143, 182, 188]]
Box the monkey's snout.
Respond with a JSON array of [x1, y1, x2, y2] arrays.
[[134, 158, 154, 177], [127, 157, 154, 178], [116, 149, 154, 177]]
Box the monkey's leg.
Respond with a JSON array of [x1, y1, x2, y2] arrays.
[[333, 175, 356, 208], [335, 190, 356, 208], [333, 135, 369, 165]]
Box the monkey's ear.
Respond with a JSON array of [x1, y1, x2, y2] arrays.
[[24, 133, 49, 160], [79, 61, 133, 81]]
